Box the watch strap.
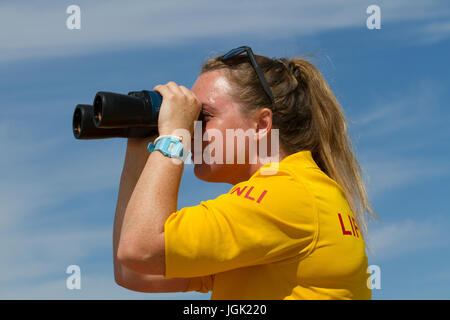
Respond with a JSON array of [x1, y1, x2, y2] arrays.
[[147, 136, 186, 161]]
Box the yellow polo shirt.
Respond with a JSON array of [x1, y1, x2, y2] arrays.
[[164, 150, 371, 300]]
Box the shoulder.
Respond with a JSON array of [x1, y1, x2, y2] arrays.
[[211, 165, 317, 223]]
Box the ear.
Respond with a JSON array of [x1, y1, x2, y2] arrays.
[[253, 107, 273, 141]]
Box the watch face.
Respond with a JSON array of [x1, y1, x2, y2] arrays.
[[150, 137, 185, 160], [167, 142, 175, 153]]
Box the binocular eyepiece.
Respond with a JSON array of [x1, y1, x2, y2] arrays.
[[73, 90, 163, 140]]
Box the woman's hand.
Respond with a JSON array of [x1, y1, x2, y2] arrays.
[[153, 81, 202, 137]]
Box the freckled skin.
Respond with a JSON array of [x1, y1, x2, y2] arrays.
[[190, 70, 284, 185]]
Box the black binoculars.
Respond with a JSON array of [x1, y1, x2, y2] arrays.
[[73, 90, 164, 139], [73, 89, 205, 140]]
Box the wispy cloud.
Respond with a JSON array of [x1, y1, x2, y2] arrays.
[[421, 21, 450, 44], [362, 157, 448, 198], [350, 80, 446, 139], [0, 0, 448, 63], [2, 274, 210, 299], [0, 227, 110, 285], [0, 223, 210, 299], [367, 218, 450, 261], [406, 20, 450, 46], [0, 121, 125, 229], [347, 80, 450, 198]]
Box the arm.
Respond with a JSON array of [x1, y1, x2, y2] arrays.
[[113, 137, 191, 292], [117, 82, 201, 275]]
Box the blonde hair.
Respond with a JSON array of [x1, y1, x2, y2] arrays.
[[200, 52, 377, 238]]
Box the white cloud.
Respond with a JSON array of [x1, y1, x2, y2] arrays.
[[367, 218, 450, 261], [0, 119, 127, 228], [350, 80, 445, 138], [348, 80, 450, 198], [361, 157, 447, 198], [421, 21, 450, 44], [0, 0, 448, 63]]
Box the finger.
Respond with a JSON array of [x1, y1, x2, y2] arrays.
[[166, 81, 183, 95], [179, 85, 193, 97], [190, 90, 201, 104], [180, 85, 201, 103], [181, 86, 201, 106], [153, 84, 172, 98]]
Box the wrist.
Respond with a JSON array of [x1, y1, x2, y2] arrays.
[[148, 134, 190, 161], [157, 130, 191, 152]]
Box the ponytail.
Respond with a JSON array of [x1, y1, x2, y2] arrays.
[[291, 58, 376, 238]]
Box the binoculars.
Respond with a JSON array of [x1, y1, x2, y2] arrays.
[[72, 90, 203, 140], [73, 90, 163, 139]]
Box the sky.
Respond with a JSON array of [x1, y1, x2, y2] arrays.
[[0, 0, 449, 299]]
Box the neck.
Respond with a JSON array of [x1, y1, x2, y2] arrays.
[[229, 147, 289, 185]]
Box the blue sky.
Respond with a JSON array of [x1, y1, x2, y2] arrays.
[[0, 0, 449, 299]]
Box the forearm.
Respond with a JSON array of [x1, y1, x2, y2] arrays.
[[121, 149, 184, 243], [112, 138, 192, 292], [118, 133, 189, 273], [117, 81, 200, 275], [113, 138, 153, 278], [115, 267, 191, 293]]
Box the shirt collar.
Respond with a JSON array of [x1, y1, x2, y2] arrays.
[[280, 150, 319, 168], [250, 150, 319, 179]]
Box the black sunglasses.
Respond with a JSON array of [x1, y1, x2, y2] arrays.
[[220, 46, 275, 105]]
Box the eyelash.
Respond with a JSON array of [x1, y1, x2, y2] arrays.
[[202, 113, 212, 119]]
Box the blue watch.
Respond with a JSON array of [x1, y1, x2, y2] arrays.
[[147, 136, 186, 161]]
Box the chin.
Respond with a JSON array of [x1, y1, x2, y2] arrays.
[[194, 163, 220, 183], [193, 163, 233, 184]]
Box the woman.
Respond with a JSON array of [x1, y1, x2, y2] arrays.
[[113, 46, 376, 299]]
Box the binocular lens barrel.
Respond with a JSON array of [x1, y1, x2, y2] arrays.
[[73, 89, 205, 140], [73, 104, 157, 140], [93, 90, 162, 129]]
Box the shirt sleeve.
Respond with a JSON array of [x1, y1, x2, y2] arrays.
[[183, 275, 215, 293], [164, 169, 317, 279]]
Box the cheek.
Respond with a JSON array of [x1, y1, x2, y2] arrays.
[[201, 120, 225, 149], [200, 117, 253, 162]]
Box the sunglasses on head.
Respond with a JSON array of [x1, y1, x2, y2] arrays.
[[220, 46, 275, 105]]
